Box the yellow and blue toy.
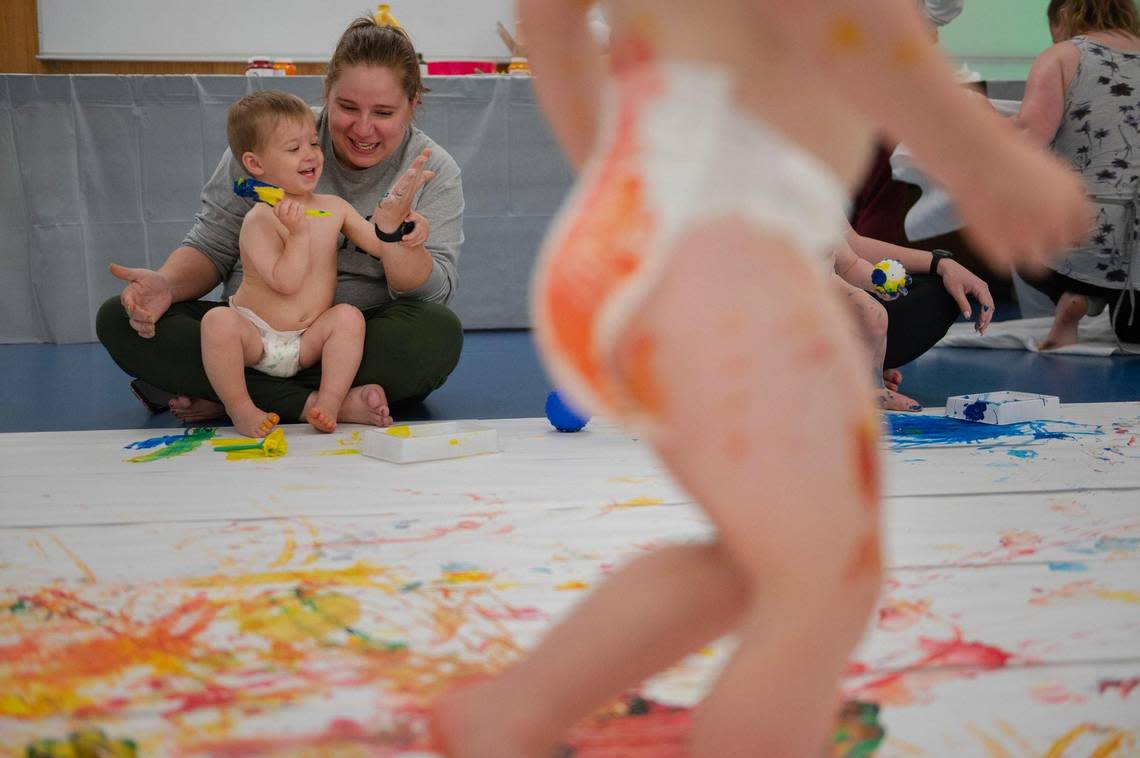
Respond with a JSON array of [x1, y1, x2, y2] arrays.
[[234, 178, 332, 216], [870, 258, 910, 298]]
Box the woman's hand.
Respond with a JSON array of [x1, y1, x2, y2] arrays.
[[938, 258, 995, 334], [374, 148, 437, 236], [108, 263, 174, 339]]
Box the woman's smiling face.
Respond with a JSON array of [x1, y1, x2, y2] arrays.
[[325, 64, 417, 169]]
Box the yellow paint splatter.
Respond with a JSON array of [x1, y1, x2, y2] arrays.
[[386, 425, 413, 437], [235, 592, 360, 643], [320, 431, 363, 455], [268, 528, 296, 568], [966, 722, 1013, 757], [51, 535, 96, 583], [441, 569, 493, 584], [556, 581, 589, 591], [448, 438, 460, 446], [1097, 589, 1140, 604], [604, 496, 664, 514], [0, 681, 92, 718], [186, 562, 399, 591], [1090, 731, 1131, 757]]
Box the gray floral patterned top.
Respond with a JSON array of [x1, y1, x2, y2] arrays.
[[1050, 37, 1140, 290]]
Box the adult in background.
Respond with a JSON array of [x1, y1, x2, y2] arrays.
[[97, 17, 464, 425], [1017, 0, 1140, 349]]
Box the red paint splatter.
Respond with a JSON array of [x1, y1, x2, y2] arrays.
[[1098, 678, 1140, 698]]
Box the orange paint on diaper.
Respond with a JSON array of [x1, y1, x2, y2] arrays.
[[541, 85, 658, 407]]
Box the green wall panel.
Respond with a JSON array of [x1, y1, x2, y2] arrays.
[[939, 0, 1053, 80]]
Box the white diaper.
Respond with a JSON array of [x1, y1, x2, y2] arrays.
[[634, 62, 849, 268], [229, 300, 306, 378]]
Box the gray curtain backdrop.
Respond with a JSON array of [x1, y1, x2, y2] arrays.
[[0, 74, 573, 343]]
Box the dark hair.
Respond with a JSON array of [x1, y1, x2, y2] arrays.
[[226, 90, 314, 158], [326, 17, 427, 102], [1047, 0, 1140, 38]]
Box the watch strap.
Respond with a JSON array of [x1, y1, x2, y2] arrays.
[[929, 249, 952, 276], [374, 219, 416, 243]]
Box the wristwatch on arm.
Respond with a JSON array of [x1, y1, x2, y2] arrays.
[[929, 248, 953, 276], [374, 219, 416, 243]]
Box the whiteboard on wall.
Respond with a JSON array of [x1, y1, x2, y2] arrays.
[[37, 0, 515, 61]]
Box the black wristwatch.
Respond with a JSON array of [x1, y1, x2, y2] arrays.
[[929, 249, 953, 276], [374, 219, 416, 243]]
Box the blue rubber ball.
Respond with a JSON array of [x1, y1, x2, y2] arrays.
[[545, 390, 590, 432]]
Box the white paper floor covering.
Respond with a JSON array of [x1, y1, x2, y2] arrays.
[[1, 403, 1138, 756]]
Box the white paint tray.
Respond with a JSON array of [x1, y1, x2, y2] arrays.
[[361, 421, 500, 463], [945, 391, 1060, 425]]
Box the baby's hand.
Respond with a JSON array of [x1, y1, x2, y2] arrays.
[[399, 211, 430, 248], [951, 136, 1091, 270], [274, 199, 308, 236]]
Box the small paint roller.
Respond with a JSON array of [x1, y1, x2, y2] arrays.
[[234, 178, 332, 216], [212, 427, 288, 456]]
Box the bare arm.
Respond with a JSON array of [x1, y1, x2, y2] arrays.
[[833, 237, 876, 291], [517, 0, 605, 170], [1015, 43, 1074, 147], [845, 229, 995, 329], [763, 0, 1090, 265], [341, 200, 435, 292], [155, 246, 223, 301]]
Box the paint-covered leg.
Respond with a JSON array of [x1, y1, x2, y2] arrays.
[[602, 218, 883, 756], [432, 542, 749, 757]]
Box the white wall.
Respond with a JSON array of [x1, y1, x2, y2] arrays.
[[37, 0, 515, 62]]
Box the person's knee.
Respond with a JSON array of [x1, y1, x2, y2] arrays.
[[200, 306, 242, 341], [330, 303, 366, 337], [94, 295, 128, 347], [868, 304, 889, 341]]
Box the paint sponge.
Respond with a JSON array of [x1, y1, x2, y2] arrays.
[[946, 391, 1060, 424], [871, 259, 910, 298], [545, 390, 590, 432]]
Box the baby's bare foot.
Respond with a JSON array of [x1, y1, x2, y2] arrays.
[[882, 368, 903, 392], [337, 384, 393, 427], [229, 407, 279, 438], [169, 395, 226, 422], [306, 405, 337, 433], [1039, 292, 1087, 350], [877, 389, 922, 412]]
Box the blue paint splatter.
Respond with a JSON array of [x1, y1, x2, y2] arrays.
[[886, 414, 1100, 450], [963, 401, 988, 421], [442, 561, 481, 572], [1095, 537, 1140, 552], [1007, 449, 1038, 459], [1048, 561, 1089, 572], [125, 432, 192, 450]]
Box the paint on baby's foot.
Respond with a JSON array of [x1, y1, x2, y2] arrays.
[[306, 406, 337, 433]]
